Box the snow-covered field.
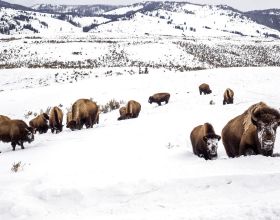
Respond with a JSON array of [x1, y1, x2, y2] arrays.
[[1, 66, 280, 220]]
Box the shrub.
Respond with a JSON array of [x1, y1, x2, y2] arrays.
[[11, 161, 24, 172], [100, 99, 123, 113]]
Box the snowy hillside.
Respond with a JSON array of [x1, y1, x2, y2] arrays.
[[89, 1, 280, 38], [1, 67, 280, 219], [0, 8, 81, 35], [245, 9, 280, 32], [32, 4, 120, 16], [0, 1, 280, 38], [1, 34, 280, 70]]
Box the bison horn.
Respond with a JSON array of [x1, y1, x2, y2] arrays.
[[251, 107, 259, 125]]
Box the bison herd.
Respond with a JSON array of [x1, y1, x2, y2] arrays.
[[0, 84, 280, 160], [191, 84, 280, 159]]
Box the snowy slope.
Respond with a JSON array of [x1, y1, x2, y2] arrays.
[[89, 2, 280, 38], [1, 1, 280, 38], [0, 8, 81, 35], [0, 67, 280, 219], [1, 34, 280, 70]]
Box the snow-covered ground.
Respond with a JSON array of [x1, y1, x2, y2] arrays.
[[0, 66, 280, 219]]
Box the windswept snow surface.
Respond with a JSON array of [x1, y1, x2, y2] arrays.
[[0, 67, 280, 219]]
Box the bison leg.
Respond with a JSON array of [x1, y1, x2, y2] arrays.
[[158, 102, 161, 106], [244, 148, 256, 156], [11, 142, 16, 151], [20, 141, 25, 150], [77, 120, 83, 130]]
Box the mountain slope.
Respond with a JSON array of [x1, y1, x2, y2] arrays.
[[245, 9, 280, 32], [88, 1, 280, 38], [32, 4, 121, 16], [0, 0, 32, 11], [0, 1, 280, 39]]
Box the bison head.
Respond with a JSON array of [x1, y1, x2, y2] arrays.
[[66, 120, 76, 131], [203, 134, 221, 159], [26, 127, 34, 143], [148, 96, 153, 104], [251, 108, 280, 155]]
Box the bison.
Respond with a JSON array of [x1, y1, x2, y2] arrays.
[[222, 102, 280, 157], [118, 106, 127, 120], [0, 119, 34, 151], [126, 100, 141, 119], [66, 99, 99, 130], [118, 100, 141, 120], [49, 106, 64, 134], [190, 123, 221, 160], [0, 115, 11, 123], [199, 83, 212, 95], [148, 93, 170, 106], [29, 113, 49, 134], [223, 88, 234, 105]]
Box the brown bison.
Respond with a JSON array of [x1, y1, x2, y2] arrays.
[[199, 83, 212, 95], [126, 100, 141, 119], [223, 88, 234, 105], [0, 119, 34, 151], [0, 115, 11, 123], [118, 100, 141, 120], [222, 102, 280, 157], [190, 123, 221, 160], [29, 113, 49, 134], [49, 106, 64, 133], [66, 99, 99, 130], [148, 93, 170, 106], [118, 106, 127, 120]]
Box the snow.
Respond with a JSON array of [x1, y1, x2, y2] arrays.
[[104, 4, 143, 15], [72, 16, 110, 27], [1, 66, 280, 219]]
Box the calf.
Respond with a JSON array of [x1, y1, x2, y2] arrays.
[[190, 123, 221, 160]]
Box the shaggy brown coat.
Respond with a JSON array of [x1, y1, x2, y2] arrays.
[[49, 106, 64, 133], [222, 102, 280, 157], [190, 123, 221, 160], [29, 113, 49, 134], [148, 93, 170, 106], [0, 115, 11, 123], [223, 88, 234, 105], [199, 83, 212, 95], [0, 119, 34, 151], [66, 99, 99, 130]]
